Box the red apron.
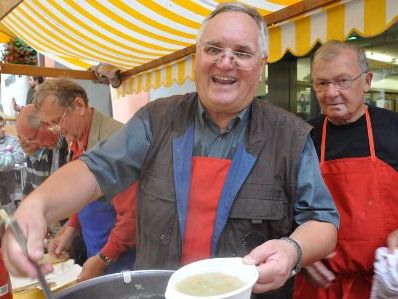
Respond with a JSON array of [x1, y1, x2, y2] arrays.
[[181, 156, 231, 265], [295, 109, 398, 299]]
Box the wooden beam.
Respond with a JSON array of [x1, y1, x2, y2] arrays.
[[1, 116, 16, 123], [0, 63, 98, 81], [264, 0, 339, 26], [121, 0, 340, 81], [0, 0, 23, 21]]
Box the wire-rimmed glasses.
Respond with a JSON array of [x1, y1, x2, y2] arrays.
[[48, 109, 68, 133], [312, 71, 367, 92], [197, 44, 263, 70]]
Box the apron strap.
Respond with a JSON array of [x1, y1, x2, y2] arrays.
[[320, 105, 375, 163], [320, 117, 328, 164], [364, 108, 376, 160]]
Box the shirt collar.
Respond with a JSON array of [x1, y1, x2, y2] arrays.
[[70, 108, 93, 159], [197, 97, 251, 131], [70, 125, 90, 160]]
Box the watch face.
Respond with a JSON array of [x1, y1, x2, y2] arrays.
[[99, 253, 112, 265]]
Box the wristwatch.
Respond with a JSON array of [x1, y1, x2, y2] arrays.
[[98, 252, 113, 265], [280, 237, 302, 276]]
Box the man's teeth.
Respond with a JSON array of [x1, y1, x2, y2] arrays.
[[213, 75, 234, 81], [212, 75, 237, 85]]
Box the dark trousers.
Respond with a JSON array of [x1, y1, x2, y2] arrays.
[[0, 170, 15, 206]]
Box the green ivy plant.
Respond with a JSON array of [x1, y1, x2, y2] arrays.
[[1, 37, 37, 65]]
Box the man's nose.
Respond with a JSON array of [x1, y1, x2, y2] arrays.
[[324, 82, 340, 96], [216, 53, 235, 68]]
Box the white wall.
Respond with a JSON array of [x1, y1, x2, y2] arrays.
[[52, 61, 113, 117], [111, 90, 149, 124], [0, 74, 29, 116]]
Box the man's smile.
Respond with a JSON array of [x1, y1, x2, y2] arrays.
[[212, 75, 237, 85]]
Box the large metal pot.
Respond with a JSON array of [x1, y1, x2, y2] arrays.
[[55, 270, 174, 299]]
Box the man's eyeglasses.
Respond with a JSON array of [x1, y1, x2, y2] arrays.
[[312, 71, 367, 92], [49, 109, 68, 133], [197, 44, 263, 70]]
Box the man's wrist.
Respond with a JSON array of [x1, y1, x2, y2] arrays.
[[280, 237, 302, 276], [97, 252, 113, 266]]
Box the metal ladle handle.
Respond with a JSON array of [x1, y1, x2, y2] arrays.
[[0, 209, 55, 299]]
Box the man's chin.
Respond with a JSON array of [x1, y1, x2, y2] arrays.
[[326, 106, 344, 115]]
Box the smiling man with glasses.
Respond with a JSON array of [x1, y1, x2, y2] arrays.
[[294, 40, 398, 299], [2, 4, 339, 298]]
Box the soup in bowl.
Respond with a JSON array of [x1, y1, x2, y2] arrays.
[[165, 257, 258, 299]]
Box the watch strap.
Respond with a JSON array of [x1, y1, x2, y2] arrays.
[[98, 252, 112, 265], [280, 237, 302, 277]]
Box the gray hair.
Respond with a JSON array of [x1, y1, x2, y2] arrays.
[[196, 2, 268, 58], [34, 78, 89, 109], [24, 109, 42, 130], [312, 40, 368, 76]]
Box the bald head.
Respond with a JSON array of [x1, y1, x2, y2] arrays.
[[17, 104, 40, 138], [17, 104, 59, 154]]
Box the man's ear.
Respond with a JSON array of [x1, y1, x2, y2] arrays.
[[73, 97, 86, 108], [363, 72, 373, 92], [72, 97, 88, 116]]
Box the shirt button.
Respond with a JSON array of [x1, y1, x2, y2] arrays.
[[160, 234, 166, 240], [216, 137, 221, 142]]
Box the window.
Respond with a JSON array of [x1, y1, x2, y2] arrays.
[[351, 21, 398, 112]]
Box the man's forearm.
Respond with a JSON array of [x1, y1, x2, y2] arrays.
[[290, 220, 337, 267]]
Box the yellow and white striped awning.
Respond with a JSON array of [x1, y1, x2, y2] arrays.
[[121, 0, 398, 95], [0, 24, 13, 42], [0, 0, 297, 69], [0, 0, 299, 94], [268, 0, 398, 62], [1, 0, 398, 95]]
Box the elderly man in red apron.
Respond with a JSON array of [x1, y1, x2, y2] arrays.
[[294, 41, 398, 299]]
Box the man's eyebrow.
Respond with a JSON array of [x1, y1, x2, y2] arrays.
[[203, 40, 218, 46], [203, 41, 255, 51], [314, 74, 352, 81], [235, 44, 255, 52]]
